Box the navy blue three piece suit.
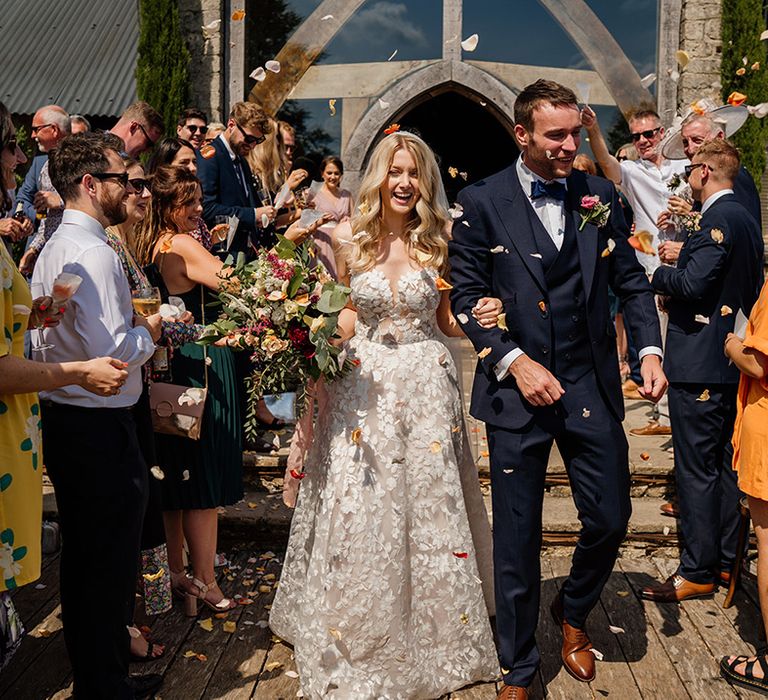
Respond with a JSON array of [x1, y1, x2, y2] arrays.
[[652, 193, 763, 585], [449, 162, 661, 687], [195, 134, 265, 258]]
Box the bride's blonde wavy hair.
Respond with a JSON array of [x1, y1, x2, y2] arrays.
[[348, 131, 451, 273]]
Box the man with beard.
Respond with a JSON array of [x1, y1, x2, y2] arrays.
[[196, 101, 275, 258], [31, 133, 163, 699]]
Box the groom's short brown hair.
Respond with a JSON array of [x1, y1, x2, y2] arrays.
[[515, 80, 578, 132]]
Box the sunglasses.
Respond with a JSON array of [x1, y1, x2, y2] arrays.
[[184, 124, 208, 135], [91, 171, 130, 188], [137, 122, 156, 148], [630, 127, 661, 142], [235, 121, 266, 145], [683, 162, 710, 179], [31, 123, 54, 135], [128, 177, 150, 193]]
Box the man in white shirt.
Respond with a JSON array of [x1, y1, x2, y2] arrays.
[[583, 107, 688, 437], [32, 133, 162, 700]]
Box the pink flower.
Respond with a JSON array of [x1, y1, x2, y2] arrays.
[[580, 195, 600, 210]]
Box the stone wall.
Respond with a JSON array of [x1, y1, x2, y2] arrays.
[[179, 0, 224, 121], [677, 0, 723, 107]]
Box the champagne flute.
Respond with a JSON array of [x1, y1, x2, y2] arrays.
[[29, 282, 54, 351], [131, 286, 161, 317]]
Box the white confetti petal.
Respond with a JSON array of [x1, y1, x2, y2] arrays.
[[457, 313, 469, 324], [321, 14, 334, 21], [250, 67, 266, 82], [669, 69, 680, 83], [694, 314, 710, 325], [461, 34, 479, 52], [461, 220, 470, 227], [503, 468, 515, 474], [285, 670, 299, 678], [762, 29, 768, 41], [490, 245, 506, 254], [387, 49, 398, 61], [182, 470, 190, 481], [378, 98, 390, 110], [591, 648, 604, 661], [151, 466, 165, 480], [530, 252, 543, 259], [265, 60, 281, 73], [609, 625, 625, 634], [663, 525, 671, 536], [261, 214, 270, 229], [35, 583, 47, 590], [640, 73, 657, 88], [449, 203, 464, 219]]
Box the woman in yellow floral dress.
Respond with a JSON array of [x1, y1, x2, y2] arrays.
[[0, 102, 128, 668]]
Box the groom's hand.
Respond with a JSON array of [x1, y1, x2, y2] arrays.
[[509, 354, 565, 406], [639, 354, 667, 402]]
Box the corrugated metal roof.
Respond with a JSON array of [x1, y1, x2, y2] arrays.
[[0, 0, 138, 117]]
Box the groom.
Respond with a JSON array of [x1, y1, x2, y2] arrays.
[[449, 80, 666, 698]]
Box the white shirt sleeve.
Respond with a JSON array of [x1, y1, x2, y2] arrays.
[[495, 348, 525, 381], [638, 346, 663, 361], [67, 247, 155, 368]]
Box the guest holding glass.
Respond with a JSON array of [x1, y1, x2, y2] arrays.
[[0, 109, 31, 252]]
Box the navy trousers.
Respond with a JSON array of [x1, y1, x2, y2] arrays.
[[487, 370, 631, 688], [669, 383, 740, 584]]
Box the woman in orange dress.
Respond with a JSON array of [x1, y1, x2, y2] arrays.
[[721, 279, 768, 696]]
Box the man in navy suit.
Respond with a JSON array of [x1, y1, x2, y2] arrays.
[[640, 139, 763, 603], [196, 101, 275, 258], [449, 80, 666, 699]]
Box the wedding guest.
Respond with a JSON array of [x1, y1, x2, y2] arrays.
[[134, 165, 242, 616], [721, 277, 768, 694], [573, 153, 597, 176], [147, 137, 198, 176], [0, 112, 30, 251], [69, 114, 90, 134], [109, 101, 164, 158], [31, 132, 162, 699], [176, 108, 208, 151], [642, 139, 763, 603], [270, 130, 503, 697], [203, 122, 225, 146], [310, 155, 353, 277], [278, 120, 297, 172]]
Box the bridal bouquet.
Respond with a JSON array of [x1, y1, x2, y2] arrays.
[[199, 237, 353, 438]]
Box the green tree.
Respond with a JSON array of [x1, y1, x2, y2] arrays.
[[135, 0, 190, 136], [721, 0, 768, 186]]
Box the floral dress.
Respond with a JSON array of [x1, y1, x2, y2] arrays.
[[0, 244, 41, 666]]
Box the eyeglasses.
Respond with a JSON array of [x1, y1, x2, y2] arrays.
[[630, 127, 661, 142], [184, 124, 208, 135], [683, 162, 710, 179], [235, 121, 266, 145], [91, 171, 130, 188], [128, 177, 150, 193], [31, 123, 54, 135], [137, 122, 156, 148]]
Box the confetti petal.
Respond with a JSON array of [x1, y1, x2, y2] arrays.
[[289, 469, 306, 480], [748, 103, 768, 118], [478, 347, 492, 359], [461, 34, 479, 52], [721, 305, 733, 316], [378, 98, 390, 110], [198, 618, 214, 632], [710, 228, 724, 244], [503, 468, 515, 474], [231, 9, 245, 21], [150, 465, 165, 480], [538, 301, 547, 313], [736, 68, 747, 76], [429, 441, 442, 454], [459, 171, 468, 181], [628, 230, 655, 255], [728, 91, 748, 106], [530, 252, 542, 258], [223, 621, 237, 633], [694, 314, 710, 325], [743, 56, 749, 66], [328, 99, 337, 116], [321, 14, 334, 21], [448, 166, 459, 178], [609, 625, 625, 634], [182, 469, 190, 481], [617, 590, 630, 598], [640, 452, 650, 461], [669, 69, 680, 83], [387, 49, 398, 61], [460, 613, 470, 624], [490, 245, 506, 254], [449, 203, 464, 219], [143, 569, 165, 582], [601, 238, 616, 258], [285, 670, 299, 678], [457, 313, 469, 324], [582, 408, 591, 418], [265, 60, 280, 73], [250, 67, 266, 82], [640, 73, 657, 88], [351, 427, 362, 444], [697, 389, 711, 402], [265, 661, 283, 671], [591, 648, 604, 661], [453, 552, 469, 558], [497, 313, 508, 330], [383, 123, 400, 135], [663, 525, 671, 536], [675, 50, 690, 68], [435, 277, 453, 291]]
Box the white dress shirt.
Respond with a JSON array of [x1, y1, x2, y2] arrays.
[[495, 156, 662, 381], [31, 209, 155, 407], [700, 188, 733, 214], [619, 157, 689, 275]]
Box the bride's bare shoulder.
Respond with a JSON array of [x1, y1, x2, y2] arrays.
[[331, 220, 354, 247]]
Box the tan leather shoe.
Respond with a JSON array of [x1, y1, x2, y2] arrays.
[[497, 685, 529, 699], [639, 573, 715, 602], [660, 501, 679, 518], [629, 420, 672, 437], [550, 596, 596, 682], [622, 379, 644, 400]]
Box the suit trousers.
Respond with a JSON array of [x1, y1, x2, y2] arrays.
[[669, 383, 740, 584], [486, 370, 631, 687], [42, 402, 148, 699]]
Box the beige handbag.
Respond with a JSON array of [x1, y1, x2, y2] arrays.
[[149, 286, 208, 440]]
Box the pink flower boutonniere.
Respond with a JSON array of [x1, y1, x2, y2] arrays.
[[578, 195, 611, 231]]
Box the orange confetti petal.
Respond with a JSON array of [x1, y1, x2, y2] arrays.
[[538, 300, 547, 313], [198, 618, 214, 632], [351, 427, 362, 444], [478, 347, 492, 359], [435, 277, 453, 291], [480, 450, 490, 458], [384, 123, 401, 135], [640, 452, 650, 461], [429, 441, 442, 454], [736, 67, 747, 76], [728, 91, 748, 106], [752, 62, 761, 70], [159, 238, 173, 253], [231, 9, 245, 20]]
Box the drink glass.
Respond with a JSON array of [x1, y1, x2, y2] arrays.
[[29, 282, 54, 351], [131, 287, 161, 317]]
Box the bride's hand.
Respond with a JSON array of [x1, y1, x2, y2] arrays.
[[472, 297, 503, 329]]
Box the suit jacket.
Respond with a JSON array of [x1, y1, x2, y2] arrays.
[[16, 155, 47, 222], [653, 193, 763, 384], [449, 163, 661, 430], [196, 135, 263, 256]]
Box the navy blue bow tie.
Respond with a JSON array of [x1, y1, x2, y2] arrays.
[[530, 179, 567, 202]]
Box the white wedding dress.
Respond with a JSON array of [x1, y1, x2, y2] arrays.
[[270, 266, 499, 699]]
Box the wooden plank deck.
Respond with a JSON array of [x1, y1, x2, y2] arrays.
[[4, 549, 766, 699]]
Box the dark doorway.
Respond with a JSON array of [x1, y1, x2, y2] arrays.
[[397, 91, 519, 202]]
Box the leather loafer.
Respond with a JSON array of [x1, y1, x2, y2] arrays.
[[629, 420, 672, 437], [550, 595, 595, 682], [622, 379, 644, 400], [127, 673, 163, 700], [497, 685, 529, 700], [639, 573, 715, 602], [660, 501, 679, 518]]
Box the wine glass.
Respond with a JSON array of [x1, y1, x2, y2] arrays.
[[29, 282, 54, 351], [131, 287, 161, 317]]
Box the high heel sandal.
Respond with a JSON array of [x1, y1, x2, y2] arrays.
[[170, 569, 191, 601], [184, 577, 238, 617]]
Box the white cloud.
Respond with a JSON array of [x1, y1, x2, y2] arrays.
[[340, 2, 428, 49]]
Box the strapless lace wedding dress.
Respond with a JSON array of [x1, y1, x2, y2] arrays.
[[270, 266, 499, 699]]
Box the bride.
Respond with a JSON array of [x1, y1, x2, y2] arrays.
[[269, 130, 501, 698]]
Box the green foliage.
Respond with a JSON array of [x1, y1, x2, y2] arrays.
[[605, 111, 632, 156], [135, 0, 191, 136], [721, 0, 768, 186]]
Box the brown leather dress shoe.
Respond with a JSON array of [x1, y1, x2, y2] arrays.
[[660, 501, 680, 518], [622, 379, 644, 400], [639, 573, 715, 602], [497, 685, 529, 699], [629, 420, 672, 436], [550, 596, 596, 682]]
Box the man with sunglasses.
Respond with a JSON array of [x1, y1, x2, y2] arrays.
[[583, 106, 688, 439], [31, 132, 163, 700], [640, 139, 762, 603], [196, 100, 275, 259], [176, 107, 209, 150], [108, 101, 163, 158]]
